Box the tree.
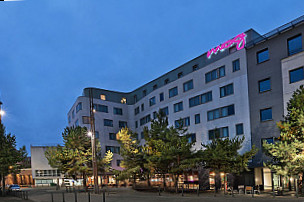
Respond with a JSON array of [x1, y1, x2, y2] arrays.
[[0, 123, 27, 196], [263, 86, 304, 193], [144, 112, 200, 189], [115, 127, 148, 185], [45, 126, 113, 187], [202, 137, 257, 192]]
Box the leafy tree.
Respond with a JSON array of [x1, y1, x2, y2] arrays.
[[202, 137, 257, 192], [0, 123, 27, 196], [144, 112, 200, 189], [263, 86, 304, 192], [115, 127, 148, 185], [45, 126, 113, 187]]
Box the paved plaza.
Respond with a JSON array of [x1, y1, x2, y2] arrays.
[[1, 187, 304, 202]]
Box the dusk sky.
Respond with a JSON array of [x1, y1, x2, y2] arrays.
[[1, 0, 304, 155]]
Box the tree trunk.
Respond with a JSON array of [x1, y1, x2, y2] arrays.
[[2, 174, 5, 197], [83, 172, 86, 188], [163, 174, 166, 191], [174, 175, 178, 193], [147, 173, 151, 187]]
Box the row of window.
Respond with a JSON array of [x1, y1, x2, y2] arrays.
[[35, 170, 60, 177], [208, 123, 244, 140], [257, 34, 302, 64], [105, 146, 120, 154], [103, 119, 127, 128]]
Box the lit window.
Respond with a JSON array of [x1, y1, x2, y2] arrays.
[[257, 48, 269, 63], [100, 94, 106, 100], [288, 35, 302, 56], [121, 97, 127, 104], [259, 78, 271, 92], [289, 67, 304, 83]]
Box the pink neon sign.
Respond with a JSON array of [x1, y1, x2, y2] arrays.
[[207, 33, 247, 59]]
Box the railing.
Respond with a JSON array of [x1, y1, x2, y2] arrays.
[[246, 15, 304, 48]]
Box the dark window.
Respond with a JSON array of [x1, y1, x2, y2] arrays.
[[229, 46, 237, 54], [140, 114, 151, 126], [94, 104, 108, 113], [192, 64, 198, 71], [257, 48, 269, 63], [134, 95, 137, 103], [109, 133, 116, 140], [76, 102, 82, 113], [82, 116, 90, 124], [189, 95, 200, 107], [114, 107, 123, 115], [135, 121, 138, 128], [149, 97, 156, 106], [106, 146, 120, 154], [220, 83, 234, 97], [187, 133, 196, 143], [290, 67, 304, 83], [195, 114, 200, 124], [119, 121, 127, 128], [205, 66, 225, 83], [173, 102, 183, 113], [141, 103, 144, 111], [183, 80, 193, 92], [141, 132, 144, 139], [174, 117, 188, 128], [143, 90, 147, 97], [236, 123, 244, 135], [104, 119, 113, 127], [189, 91, 212, 108], [153, 111, 157, 119], [95, 131, 99, 139], [208, 127, 229, 140], [153, 84, 158, 90], [201, 91, 212, 103], [232, 59, 240, 72], [260, 108, 272, 121], [159, 92, 164, 102], [262, 137, 274, 145], [169, 87, 178, 98], [117, 160, 121, 167], [160, 106, 169, 116], [288, 35, 302, 56], [134, 107, 140, 115], [178, 72, 183, 78], [164, 78, 170, 85], [259, 78, 271, 92], [207, 104, 235, 121]]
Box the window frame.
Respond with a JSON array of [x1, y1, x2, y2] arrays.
[[260, 107, 273, 122], [256, 48, 269, 64], [258, 78, 271, 93], [289, 67, 304, 84], [287, 34, 302, 56]]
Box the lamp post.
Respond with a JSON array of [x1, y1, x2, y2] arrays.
[[89, 89, 99, 194]]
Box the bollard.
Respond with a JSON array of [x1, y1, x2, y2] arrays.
[[62, 192, 65, 202], [182, 185, 184, 197], [74, 191, 78, 202], [158, 185, 161, 196], [51, 193, 54, 202], [251, 187, 254, 198], [88, 191, 90, 202], [232, 188, 234, 197], [103, 189, 106, 202]]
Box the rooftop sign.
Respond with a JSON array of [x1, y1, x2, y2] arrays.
[[207, 33, 247, 59]]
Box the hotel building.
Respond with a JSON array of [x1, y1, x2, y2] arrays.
[[67, 15, 304, 189]]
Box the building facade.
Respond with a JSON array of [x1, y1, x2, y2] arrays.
[[68, 15, 304, 189]]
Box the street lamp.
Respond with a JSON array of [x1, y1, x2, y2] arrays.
[[88, 89, 99, 194]]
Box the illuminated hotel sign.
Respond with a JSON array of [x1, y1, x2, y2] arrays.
[[207, 33, 247, 59]]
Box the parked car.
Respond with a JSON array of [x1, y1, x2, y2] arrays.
[[8, 184, 20, 191]]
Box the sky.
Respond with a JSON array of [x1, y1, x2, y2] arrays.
[[0, 0, 304, 155]]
